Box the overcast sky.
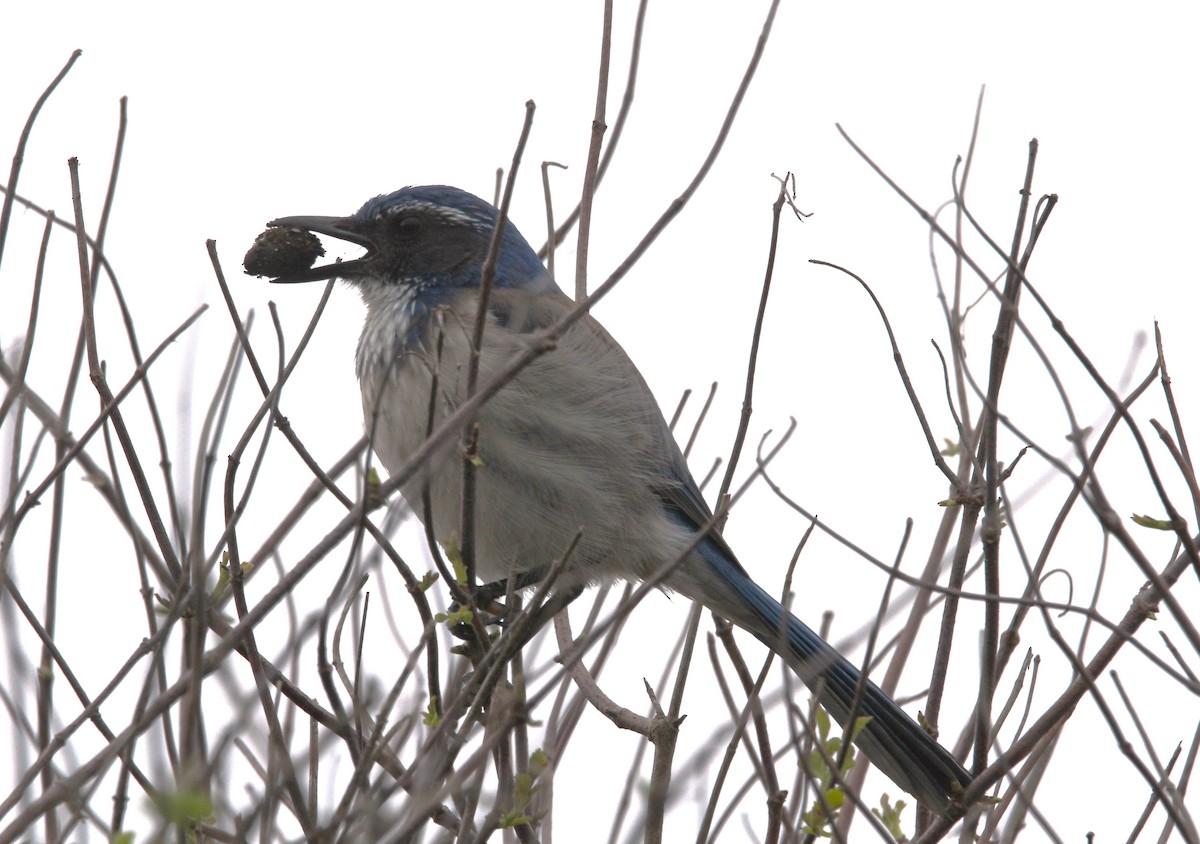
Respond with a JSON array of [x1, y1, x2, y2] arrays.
[[3, 2, 1199, 838]]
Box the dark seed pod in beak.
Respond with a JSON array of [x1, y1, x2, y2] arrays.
[[243, 227, 325, 278]]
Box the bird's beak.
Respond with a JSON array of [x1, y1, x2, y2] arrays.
[[265, 215, 376, 283]]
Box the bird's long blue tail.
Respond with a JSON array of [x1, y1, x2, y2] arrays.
[[686, 536, 971, 814]]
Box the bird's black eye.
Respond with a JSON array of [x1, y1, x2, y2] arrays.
[[397, 215, 423, 239]]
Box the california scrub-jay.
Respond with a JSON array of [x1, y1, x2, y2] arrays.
[[262, 185, 971, 814]]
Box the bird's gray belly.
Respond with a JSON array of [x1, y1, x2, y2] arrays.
[[360, 352, 692, 589]]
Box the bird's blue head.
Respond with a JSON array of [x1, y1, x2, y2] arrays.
[[267, 185, 553, 294]]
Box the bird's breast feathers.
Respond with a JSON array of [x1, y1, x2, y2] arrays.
[[355, 286, 695, 584]]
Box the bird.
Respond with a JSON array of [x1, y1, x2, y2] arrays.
[[263, 184, 972, 814]]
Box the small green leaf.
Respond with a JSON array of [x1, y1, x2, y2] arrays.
[[443, 533, 469, 586], [799, 797, 834, 837], [848, 714, 872, 744], [498, 810, 531, 828], [213, 558, 232, 599], [436, 607, 474, 626], [814, 706, 830, 738], [871, 794, 909, 842], [514, 772, 535, 809], [1131, 513, 1182, 530], [510, 748, 550, 815], [798, 706, 874, 836], [423, 696, 441, 727], [212, 553, 252, 600]]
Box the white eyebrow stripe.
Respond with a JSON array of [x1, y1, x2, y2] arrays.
[[381, 200, 481, 229]]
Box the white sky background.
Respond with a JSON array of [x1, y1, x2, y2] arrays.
[[3, 1, 1200, 840]]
